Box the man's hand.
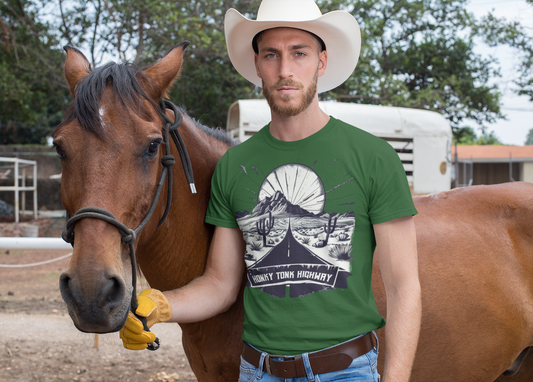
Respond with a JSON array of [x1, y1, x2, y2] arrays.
[[120, 289, 172, 350]]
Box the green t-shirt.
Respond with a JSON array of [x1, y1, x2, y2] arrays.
[[205, 116, 417, 355]]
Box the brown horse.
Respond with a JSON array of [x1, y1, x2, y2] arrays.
[[54, 43, 244, 380], [54, 44, 533, 381], [372, 182, 533, 382]]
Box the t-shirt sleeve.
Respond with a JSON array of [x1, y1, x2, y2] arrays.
[[368, 139, 418, 225], [205, 152, 240, 228]]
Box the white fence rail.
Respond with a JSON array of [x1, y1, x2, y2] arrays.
[[0, 237, 72, 268], [0, 237, 71, 250]]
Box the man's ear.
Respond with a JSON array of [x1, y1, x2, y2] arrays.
[[318, 50, 327, 77], [254, 54, 262, 79]]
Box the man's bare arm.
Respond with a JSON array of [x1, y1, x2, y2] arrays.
[[165, 226, 246, 323], [374, 216, 421, 382]]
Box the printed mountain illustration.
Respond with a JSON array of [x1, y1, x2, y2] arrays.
[[334, 211, 355, 219], [235, 162, 357, 298], [251, 191, 314, 217]]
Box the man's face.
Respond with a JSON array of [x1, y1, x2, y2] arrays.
[[254, 28, 327, 117]]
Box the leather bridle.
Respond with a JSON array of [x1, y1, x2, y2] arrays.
[[61, 100, 196, 350]]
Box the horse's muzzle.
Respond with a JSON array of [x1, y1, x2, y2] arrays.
[[59, 269, 131, 333]]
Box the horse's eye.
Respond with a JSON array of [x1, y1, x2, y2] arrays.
[[54, 145, 66, 160], [148, 141, 160, 156]]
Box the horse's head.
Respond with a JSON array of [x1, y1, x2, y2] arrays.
[[54, 43, 188, 333]]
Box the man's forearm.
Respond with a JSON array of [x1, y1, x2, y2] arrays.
[[382, 281, 422, 382], [163, 226, 245, 324], [164, 272, 241, 323]]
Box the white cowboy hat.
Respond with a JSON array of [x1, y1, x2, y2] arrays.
[[224, 0, 361, 93]]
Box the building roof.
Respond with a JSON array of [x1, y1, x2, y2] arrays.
[[452, 145, 533, 163]]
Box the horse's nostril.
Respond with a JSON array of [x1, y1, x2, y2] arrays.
[[59, 272, 74, 304], [101, 274, 127, 311]]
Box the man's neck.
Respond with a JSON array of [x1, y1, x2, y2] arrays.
[[269, 102, 330, 142]]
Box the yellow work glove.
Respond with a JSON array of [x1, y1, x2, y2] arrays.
[[119, 289, 173, 350]]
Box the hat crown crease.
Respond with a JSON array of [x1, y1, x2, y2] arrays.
[[257, 0, 322, 22]]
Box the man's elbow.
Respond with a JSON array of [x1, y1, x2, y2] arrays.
[[217, 284, 241, 314]]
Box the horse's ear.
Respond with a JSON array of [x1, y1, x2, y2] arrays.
[[63, 46, 91, 96], [145, 42, 190, 99]]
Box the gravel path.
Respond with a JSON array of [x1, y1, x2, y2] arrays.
[[0, 313, 196, 382]]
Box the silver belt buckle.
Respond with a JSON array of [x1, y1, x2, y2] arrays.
[[264, 353, 286, 376]]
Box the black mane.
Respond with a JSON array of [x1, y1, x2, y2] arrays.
[[57, 62, 160, 137], [179, 105, 236, 147], [55, 61, 235, 147]]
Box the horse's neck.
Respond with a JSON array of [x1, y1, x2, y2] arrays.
[[136, 115, 231, 292], [137, 116, 244, 380]]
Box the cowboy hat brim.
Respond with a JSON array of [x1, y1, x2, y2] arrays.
[[224, 9, 361, 93]]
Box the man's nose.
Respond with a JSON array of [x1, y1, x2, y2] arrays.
[[279, 54, 293, 79]]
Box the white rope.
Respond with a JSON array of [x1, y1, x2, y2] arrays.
[[0, 253, 72, 268]]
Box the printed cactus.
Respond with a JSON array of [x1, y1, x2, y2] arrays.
[[256, 211, 275, 247], [313, 215, 339, 248], [322, 214, 338, 246]]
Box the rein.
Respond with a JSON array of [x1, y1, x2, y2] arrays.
[[61, 100, 196, 351]]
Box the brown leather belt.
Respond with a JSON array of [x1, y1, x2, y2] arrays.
[[241, 333, 374, 378]]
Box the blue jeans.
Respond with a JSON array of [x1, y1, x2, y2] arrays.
[[239, 333, 380, 382]]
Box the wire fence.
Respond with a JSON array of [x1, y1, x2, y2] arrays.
[[0, 252, 72, 268]]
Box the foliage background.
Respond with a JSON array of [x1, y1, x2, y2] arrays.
[[0, 0, 531, 144]]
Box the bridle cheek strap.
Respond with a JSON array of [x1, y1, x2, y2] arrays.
[[158, 99, 197, 225], [61, 100, 195, 350]]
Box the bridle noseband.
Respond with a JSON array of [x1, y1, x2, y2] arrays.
[[62, 100, 196, 350]]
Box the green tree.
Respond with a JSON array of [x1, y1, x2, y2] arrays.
[[454, 127, 478, 145], [473, 10, 533, 102], [454, 127, 502, 145], [54, 0, 260, 128], [525, 128, 533, 145], [52, 0, 507, 132], [3, 0, 532, 140], [477, 131, 502, 145], [0, 0, 70, 144], [317, 0, 509, 140]]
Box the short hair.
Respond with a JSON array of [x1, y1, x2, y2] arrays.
[[252, 29, 326, 54]]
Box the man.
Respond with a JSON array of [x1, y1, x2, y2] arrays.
[[120, 1, 421, 381]]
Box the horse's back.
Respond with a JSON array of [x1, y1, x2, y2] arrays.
[[415, 181, 533, 225], [375, 182, 533, 381]]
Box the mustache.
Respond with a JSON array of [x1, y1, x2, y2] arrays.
[[268, 79, 304, 91]]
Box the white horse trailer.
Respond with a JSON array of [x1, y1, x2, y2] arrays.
[[226, 100, 452, 194]]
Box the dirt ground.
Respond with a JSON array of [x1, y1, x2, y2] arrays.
[[0, 216, 198, 382]]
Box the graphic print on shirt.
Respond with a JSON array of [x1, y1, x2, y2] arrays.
[[236, 163, 355, 298]]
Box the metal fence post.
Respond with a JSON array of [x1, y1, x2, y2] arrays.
[[14, 157, 19, 223]]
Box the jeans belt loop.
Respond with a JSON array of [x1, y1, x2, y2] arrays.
[[256, 352, 267, 380], [302, 353, 315, 381], [372, 330, 379, 353], [264, 353, 286, 376], [264, 354, 273, 376]]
